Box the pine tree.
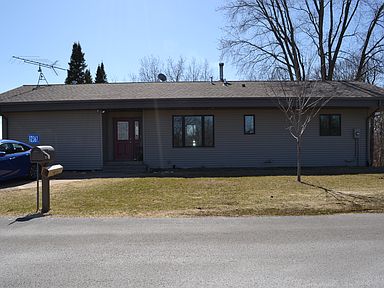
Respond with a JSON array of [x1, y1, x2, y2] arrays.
[[65, 42, 88, 84], [95, 62, 108, 83], [84, 69, 93, 84]]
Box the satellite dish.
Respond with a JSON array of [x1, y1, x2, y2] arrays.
[[158, 73, 167, 82]]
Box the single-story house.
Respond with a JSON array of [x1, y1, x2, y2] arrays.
[[0, 80, 383, 171]]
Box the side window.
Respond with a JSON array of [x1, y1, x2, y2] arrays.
[[244, 115, 255, 134], [22, 144, 31, 151], [320, 114, 341, 136], [12, 143, 28, 153], [0, 143, 14, 154]]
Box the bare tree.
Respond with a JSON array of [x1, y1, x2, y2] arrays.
[[128, 73, 138, 82], [220, 0, 384, 83], [354, 2, 384, 83], [165, 56, 186, 82], [303, 0, 384, 82], [136, 56, 214, 82], [201, 59, 214, 81], [303, 0, 361, 80], [270, 82, 332, 182], [332, 52, 384, 85], [332, 55, 359, 81], [185, 58, 202, 81], [138, 55, 163, 82], [220, 0, 306, 81]]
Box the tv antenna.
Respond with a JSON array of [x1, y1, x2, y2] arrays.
[[12, 56, 67, 87]]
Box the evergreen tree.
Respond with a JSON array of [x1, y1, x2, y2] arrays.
[[65, 42, 88, 84], [95, 62, 108, 83], [84, 69, 93, 84]]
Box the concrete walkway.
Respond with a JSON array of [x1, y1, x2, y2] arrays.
[[0, 178, 83, 191]]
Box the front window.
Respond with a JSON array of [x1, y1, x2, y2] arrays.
[[185, 116, 202, 146], [173, 115, 214, 147], [320, 114, 341, 136]]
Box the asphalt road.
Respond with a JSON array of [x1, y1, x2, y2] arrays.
[[0, 214, 383, 288]]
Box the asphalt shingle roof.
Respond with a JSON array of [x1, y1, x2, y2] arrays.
[[0, 81, 383, 104]]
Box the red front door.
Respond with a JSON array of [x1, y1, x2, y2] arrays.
[[114, 118, 142, 160]]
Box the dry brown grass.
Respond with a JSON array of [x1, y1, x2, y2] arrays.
[[1, 173, 384, 217]]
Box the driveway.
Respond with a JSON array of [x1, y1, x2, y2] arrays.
[[0, 214, 383, 287]]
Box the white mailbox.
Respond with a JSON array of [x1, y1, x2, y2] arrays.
[[41, 164, 64, 178]]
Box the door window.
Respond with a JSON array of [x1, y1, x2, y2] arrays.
[[117, 121, 129, 140], [134, 120, 140, 140]]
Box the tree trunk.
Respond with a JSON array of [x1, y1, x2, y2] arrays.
[[297, 139, 302, 182]]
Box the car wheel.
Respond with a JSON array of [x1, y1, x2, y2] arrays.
[[28, 165, 38, 180]]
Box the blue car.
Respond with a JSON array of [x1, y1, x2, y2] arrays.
[[0, 139, 37, 181]]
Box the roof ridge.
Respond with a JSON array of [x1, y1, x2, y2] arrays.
[[10, 80, 384, 87], [0, 81, 383, 105]]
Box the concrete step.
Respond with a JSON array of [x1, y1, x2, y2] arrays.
[[102, 162, 147, 174], [102, 167, 147, 173], [104, 161, 144, 166]]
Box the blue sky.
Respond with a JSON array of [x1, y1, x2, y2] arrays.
[[0, 0, 238, 93]]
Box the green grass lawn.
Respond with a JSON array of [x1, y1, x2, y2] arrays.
[[1, 173, 384, 217]]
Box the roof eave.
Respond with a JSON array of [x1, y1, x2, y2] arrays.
[[0, 97, 383, 113]]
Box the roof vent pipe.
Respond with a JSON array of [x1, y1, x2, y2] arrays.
[[219, 62, 224, 82]]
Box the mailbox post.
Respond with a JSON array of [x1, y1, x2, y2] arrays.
[[30, 146, 63, 213]]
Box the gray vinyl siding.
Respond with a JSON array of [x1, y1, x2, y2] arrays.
[[6, 111, 103, 170], [143, 108, 368, 168]]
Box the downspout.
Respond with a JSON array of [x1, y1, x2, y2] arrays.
[[366, 100, 382, 166]]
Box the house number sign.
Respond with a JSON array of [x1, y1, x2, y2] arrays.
[[28, 134, 40, 145]]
